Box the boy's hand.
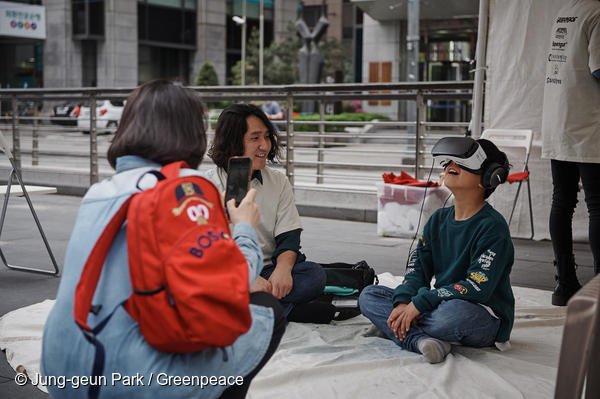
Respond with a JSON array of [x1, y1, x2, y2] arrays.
[[388, 302, 420, 340], [387, 303, 407, 336]]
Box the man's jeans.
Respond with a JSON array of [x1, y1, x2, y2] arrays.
[[260, 261, 326, 315], [359, 285, 500, 354]]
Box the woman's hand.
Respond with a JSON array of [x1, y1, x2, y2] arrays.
[[227, 189, 260, 228], [250, 276, 273, 293]]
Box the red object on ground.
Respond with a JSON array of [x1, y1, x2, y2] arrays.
[[382, 171, 439, 187], [507, 171, 529, 184]]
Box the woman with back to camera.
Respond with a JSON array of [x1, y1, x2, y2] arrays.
[[41, 80, 285, 398]]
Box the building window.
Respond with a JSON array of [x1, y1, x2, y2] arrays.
[[138, 0, 196, 47], [225, 0, 275, 83], [81, 40, 97, 87], [72, 0, 105, 39], [138, 45, 190, 84]]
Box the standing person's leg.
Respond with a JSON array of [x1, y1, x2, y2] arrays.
[[550, 159, 582, 305], [219, 292, 286, 399], [578, 162, 600, 274]]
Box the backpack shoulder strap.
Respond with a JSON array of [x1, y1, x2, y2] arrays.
[[73, 197, 132, 332], [160, 161, 189, 180]]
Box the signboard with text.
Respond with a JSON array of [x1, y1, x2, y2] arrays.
[[0, 1, 46, 39]]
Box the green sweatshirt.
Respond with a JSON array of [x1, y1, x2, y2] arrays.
[[392, 203, 515, 343]]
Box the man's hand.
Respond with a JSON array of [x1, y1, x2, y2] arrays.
[[268, 267, 293, 299], [250, 276, 272, 294], [387, 302, 420, 340]]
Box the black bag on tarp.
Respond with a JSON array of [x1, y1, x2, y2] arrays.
[[321, 260, 378, 291], [287, 260, 378, 323]]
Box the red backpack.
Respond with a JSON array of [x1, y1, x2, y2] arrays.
[[73, 161, 251, 353]]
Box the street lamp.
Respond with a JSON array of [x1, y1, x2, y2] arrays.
[[259, 0, 264, 86], [232, 0, 247, 85]]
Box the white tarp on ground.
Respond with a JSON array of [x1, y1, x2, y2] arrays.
[[1, 274, 566, 398], [485, 0, 589, 241]]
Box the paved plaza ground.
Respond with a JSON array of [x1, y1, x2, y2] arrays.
[[0, 190, 596, 397]]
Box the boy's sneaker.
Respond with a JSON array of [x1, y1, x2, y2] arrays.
[[417, 338, 451, 364]]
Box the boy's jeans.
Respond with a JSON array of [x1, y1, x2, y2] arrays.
[[359, 285, 500, 354]]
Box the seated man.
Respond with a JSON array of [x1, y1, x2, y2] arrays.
[[359, 137, 515, 364], [207, 103, 326, 320], [260, 100, 284, 131]]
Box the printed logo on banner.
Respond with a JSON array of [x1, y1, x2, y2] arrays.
[[556, 17, 577, 24], [552, 64, 560, 75], [554, 27, 567, 40], [1, 5, 45, 39], [552, 41, 567, 50], [548, 54, 568, 63], [5, 10, 41, 31], [547, 76, 562, 85]]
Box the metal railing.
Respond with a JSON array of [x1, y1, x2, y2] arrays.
[[0, 82, 473, 191]]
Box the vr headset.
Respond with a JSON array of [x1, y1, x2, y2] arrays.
[[431, 136, 508, 189], [431, 137, 487, 173]]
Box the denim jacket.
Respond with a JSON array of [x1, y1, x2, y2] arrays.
[[41, 155, 273, 398]]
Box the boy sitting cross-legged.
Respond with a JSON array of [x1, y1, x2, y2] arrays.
[[359, 137, 515, 364]]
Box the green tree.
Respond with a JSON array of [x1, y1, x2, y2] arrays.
[[194, 62, 219, 86], [231, 22, 351, 85]]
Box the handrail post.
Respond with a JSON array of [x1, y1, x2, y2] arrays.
[[415, 90, 425, 180], [317, 100, 325, 184], [285, 92, 294, 187], [11, 95, 21, 172], [89, 93, 98, 185], [32, 106, 39, 166]]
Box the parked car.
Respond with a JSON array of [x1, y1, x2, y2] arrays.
[[49, 103, 80, 126], [77, 100, 125, 133]]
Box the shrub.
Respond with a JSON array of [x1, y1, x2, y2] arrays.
[[293, 112, 388, 132]]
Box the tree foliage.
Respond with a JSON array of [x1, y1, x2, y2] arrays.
[[231, 22, 351, 85], [194, 62, 219, 86]]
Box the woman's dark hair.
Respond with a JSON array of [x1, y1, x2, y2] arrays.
[[107, 79, 207, 169], [209, 103, 281, 170]]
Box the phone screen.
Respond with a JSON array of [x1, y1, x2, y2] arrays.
[[225, 157, 251, 207]]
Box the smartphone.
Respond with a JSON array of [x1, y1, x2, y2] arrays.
[[225, 157, 252, 207]]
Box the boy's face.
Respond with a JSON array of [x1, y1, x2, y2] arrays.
[[441, 161, 485, 195], [242, 115, 272, 172]]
